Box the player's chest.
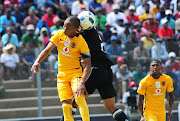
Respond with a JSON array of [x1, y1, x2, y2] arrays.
[[146, 81, 167, 96], [57, 38, 79, 57]]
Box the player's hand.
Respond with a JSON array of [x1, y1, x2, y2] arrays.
[[140, 117, 146, 121], [168, 110, 173, 121], [31, 62, 40, 73], [76, 83, 88, 97]]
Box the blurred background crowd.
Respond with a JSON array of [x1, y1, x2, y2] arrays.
[[0, 0, 179, 103]]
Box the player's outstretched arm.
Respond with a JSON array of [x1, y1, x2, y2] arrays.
[[168, 91, 174, 121], [76, 57, 91, 97], [31, 42, 55, 73], [138, 94, 145, 121]]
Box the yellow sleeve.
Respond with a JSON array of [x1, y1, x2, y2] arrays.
[[49, 30, 62, 45], [137, 78, 147, 95], [167, 76, 174, 93], [79, 36, 90, 54]]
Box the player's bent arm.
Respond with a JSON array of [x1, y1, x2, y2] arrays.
[[34, 42, 55, 64], [31, 42, 55, 73], [138, 94, 144, 118]]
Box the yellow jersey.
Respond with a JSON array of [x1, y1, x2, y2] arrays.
[[137, 74, 174, 112], [50, 30, 90, 73]]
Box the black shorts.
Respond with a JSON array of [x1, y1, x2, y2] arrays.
[[85, 67, 116, 99]]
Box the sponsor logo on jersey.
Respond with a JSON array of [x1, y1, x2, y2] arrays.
[[64, 39, 71, 47], [71, 42, 76, 48], [162, 81, 166, 86], [63, 47, 69, 53]]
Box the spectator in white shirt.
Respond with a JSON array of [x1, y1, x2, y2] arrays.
[[0, 44, 21, 80], [106, 4, 128, 27], [71, 0, 89, 15]]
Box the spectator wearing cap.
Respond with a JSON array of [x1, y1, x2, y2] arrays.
[[21, 24, 39, 49], [122, 81, 138, 115], [111, 56, 125, 76], [71, 0, 89, 16], [165, 52, 180, 72], [136, 0, 146, 16], [101, 0, 117, 15], [102, 23, 112, 44], [151, 38, 169, 62], [50, 16, 63, 32], [35, 19, 50, 35], [42, 7, 57, 28], [126, 5, 139, 25], [23, 8, 39, 27], [0, 44, 21, 80], [116, 64, 134, 102], [139, 3, 151, 22], [133, 41, 150, 72], [132, 64, 146, 84], [159, 9, 175, 30], [0, 8, 16, 35], [118, 22, 131, 45], [163, 64, 178, 99], [151, 0, 161, 16], [106, 4, 128, 27], [1, 26, 19, 47], [134, 22, 147, 40], [89, 0, 102, 14], [158, 18, 174, 41], [140, 30, 156, 50], [142, 14, 159, 34], [105, 36, 123, 63], [95, 8, 106, 31]]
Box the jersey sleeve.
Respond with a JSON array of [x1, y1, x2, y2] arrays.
[[49, 30, 61, 45], [79, 37, 90, 58], [137, 78, 147, 95], [167, 76, 174, 93]]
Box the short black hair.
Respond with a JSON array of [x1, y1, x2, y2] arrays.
[[67, 16, 80, 29], [150, 59, 162, 66]]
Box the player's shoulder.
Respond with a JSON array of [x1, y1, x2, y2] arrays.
[[161, 73, 172, 80], [140, 74, 151, 83]]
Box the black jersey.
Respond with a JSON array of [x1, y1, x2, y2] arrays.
[[80, 27, 113, 67]]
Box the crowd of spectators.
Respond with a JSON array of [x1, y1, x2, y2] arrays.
[[0, 0, 179, 101]]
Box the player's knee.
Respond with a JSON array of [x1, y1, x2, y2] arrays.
[[62, 99, 72, 104], [74, 95, 86, 106]]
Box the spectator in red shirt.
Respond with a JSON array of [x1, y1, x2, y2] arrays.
[[142, 14, 159, 35], [126, 5, 139, 25], [42, 7, 56, 28], [158, 18, 174, 40], [165, 52, 180, 72]]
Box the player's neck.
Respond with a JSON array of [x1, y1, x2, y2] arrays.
[[151, 73, 162, 79]]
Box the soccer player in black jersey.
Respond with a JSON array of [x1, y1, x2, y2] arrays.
[[60, 27, 128, 121]]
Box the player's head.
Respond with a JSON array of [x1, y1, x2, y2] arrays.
[[63, 16, 80, 37], [150, 59, 162, 74]]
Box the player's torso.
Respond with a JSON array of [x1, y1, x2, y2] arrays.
[[57, 35, 82, 72], [144, 75, 168, 111], [81, 28, 113, 67]]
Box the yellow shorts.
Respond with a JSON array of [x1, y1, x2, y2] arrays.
[[144, 110, 166, 121], [57, 71, 83, 102]]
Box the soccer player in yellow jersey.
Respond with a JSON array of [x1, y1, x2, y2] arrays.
[[31, 16, 91, 121], [137, 60, 174, 121]]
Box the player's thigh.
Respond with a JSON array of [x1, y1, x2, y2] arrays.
[[144, 112, 158, 121], [57, 79, 73, 102], [71, 72, 84, 92], [96, 68, 116, 99]]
